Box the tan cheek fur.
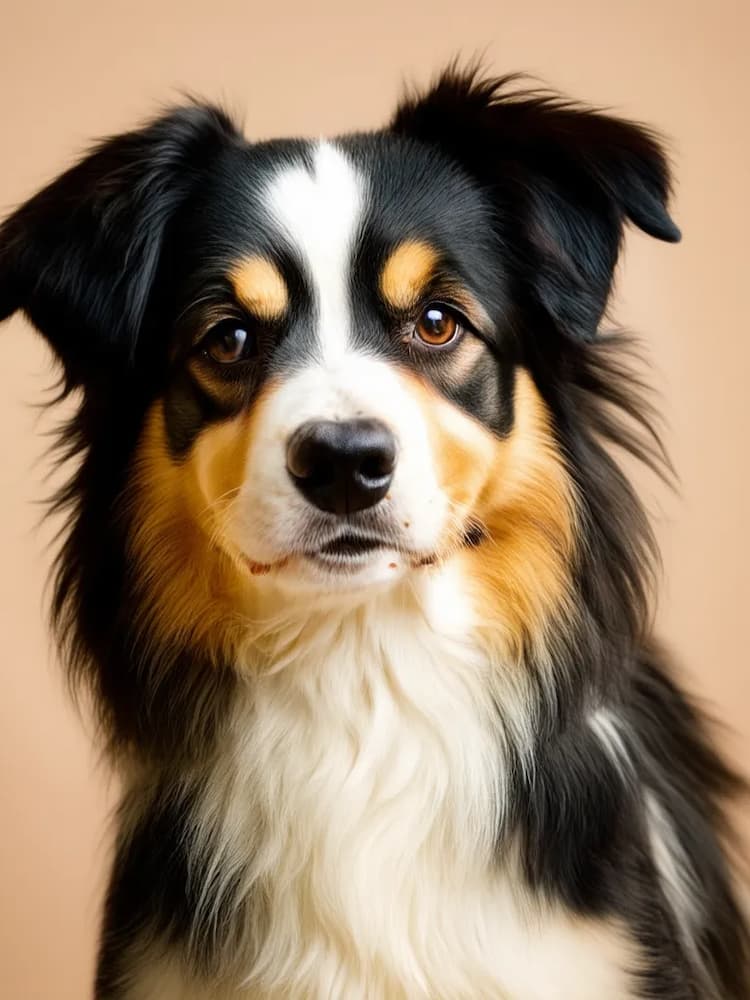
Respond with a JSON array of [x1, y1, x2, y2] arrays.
[[127, 368, 575, 666], [125, 392, 277, 661], [412, 369, 578, 658]]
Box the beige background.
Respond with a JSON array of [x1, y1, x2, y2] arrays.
[[0, 1, 748, 997]]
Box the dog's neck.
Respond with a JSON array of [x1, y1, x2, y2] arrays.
[[194, 561, 506, 991], [129, 558, 632, 998]]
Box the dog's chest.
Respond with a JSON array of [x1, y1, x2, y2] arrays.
[[191, 575, 636, 999]]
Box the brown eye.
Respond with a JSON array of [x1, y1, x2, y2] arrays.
[[203, 321, 255, 364], [414, 305, 460, 347]]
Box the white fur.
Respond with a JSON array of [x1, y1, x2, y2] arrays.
[[588, 707, 634, 781], [265, 141, 362, 365], [589, 707, 706, 979], [644, 792, 705, 980], [125, 566, 638, 999]]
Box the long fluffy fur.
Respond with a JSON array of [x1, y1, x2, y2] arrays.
[[1, 66, 747, 999]]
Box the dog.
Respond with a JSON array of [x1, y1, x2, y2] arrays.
[[1, 65, 747, 999]]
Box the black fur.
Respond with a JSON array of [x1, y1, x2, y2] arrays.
[[1, 66, 747, 999]]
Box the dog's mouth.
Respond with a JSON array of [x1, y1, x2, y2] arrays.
[[239, 525, 482, 578], [316, 533, 387, 559], [237, 532, 400, 578], [316, 533, 388, 558]]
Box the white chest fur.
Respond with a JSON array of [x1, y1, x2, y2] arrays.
[[138, 567, 636, 999]]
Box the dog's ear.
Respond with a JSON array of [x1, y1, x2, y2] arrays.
[[391, 67, 681, 341], [0, 102, 241, 388]]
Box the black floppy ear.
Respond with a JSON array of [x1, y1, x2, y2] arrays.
[[0, 102, 241, 387], [391, 67, 681, 340]]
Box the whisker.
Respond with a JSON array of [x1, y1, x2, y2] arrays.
[[197, 487, 243, 522]]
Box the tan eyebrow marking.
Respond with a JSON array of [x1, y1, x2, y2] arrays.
[[230, 256, 288, 321], [380, 240, 440, 311]]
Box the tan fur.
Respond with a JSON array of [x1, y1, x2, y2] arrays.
[[409, 368, 577, 660], [379, 240, 439, 310], [230, 256, 289, 321], [378, 240, 490, 335], [126, 398, 262, 661]]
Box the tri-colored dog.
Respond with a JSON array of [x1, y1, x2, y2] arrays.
[[1, 66, 747, 998]]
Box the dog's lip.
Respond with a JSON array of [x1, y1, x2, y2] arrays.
[[236, 534, 398, 576], [313, 532, 391, 559], [239, 553, 289, 576], [304, 532, 441, 571]]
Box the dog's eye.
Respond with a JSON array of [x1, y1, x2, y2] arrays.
[[202, 320, 256, 364], [414, 304, 461, 348]]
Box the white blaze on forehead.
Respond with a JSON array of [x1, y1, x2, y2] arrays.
[[264, 141, 364, 364]]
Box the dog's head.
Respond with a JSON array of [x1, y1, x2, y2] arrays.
[[0, 68, 679, 706]]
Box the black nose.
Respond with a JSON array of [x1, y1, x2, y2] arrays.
[[286, 419, 397, 515]]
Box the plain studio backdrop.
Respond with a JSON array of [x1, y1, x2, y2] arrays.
[[0, 1, 747, 996]]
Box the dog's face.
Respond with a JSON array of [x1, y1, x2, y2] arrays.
[[0, 69, 680, 665], [152, 134, 518, 598]]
